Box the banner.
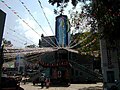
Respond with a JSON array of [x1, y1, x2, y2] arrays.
[[55, 15, 69, 47]]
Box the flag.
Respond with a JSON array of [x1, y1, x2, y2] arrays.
[[8, 6, 11, 9], [24, 42, 27, 45], [21, 2, 24, 4], [0, 0, 4, 2], [14, 11, 17, 14]]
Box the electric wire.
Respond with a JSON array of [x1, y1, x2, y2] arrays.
[[69, 29, 87, 47], [69, 33, 97, 54], [81, 38, 96, 49], [6, 31, 29, 46], [9, 32, 27, 45], [1, 1, 56, 48], [69, 15, 94, 48], [68, 21, 87, 47], [7, 27, 36, 45], [70, 32, 94, 48], [41, 37, 56, 47], [18, 0, 58, 47], [70, 33, 92, 48], [5, 32, 25, 46], [38, 0, 54, 34], [38, 0, 60, 47]]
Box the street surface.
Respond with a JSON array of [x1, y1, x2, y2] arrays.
[[20, 82, 103, 90]]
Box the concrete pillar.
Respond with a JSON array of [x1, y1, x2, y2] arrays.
[[0, 9, 6, 88], [100, 39, 120, 89], [0, 9, 6, 46]]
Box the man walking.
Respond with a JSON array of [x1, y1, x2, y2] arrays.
[[40, 74, 45, 89]]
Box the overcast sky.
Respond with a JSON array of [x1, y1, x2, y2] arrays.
[[0, 0, 85, 48]]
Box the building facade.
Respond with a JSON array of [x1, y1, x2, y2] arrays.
[[40, 35, 56, 47]]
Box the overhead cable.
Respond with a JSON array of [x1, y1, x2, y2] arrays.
[[38, 0, 60, 47], [38, 0, 54, 34], [69, 28, 85, 47], [7, 27, 36, 45], [1, 1, 56, 47], [70, 32, 94, 48], [5, 32, 25, 46], [18, 0, 58, 47]]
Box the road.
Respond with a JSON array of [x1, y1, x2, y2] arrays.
[[20, 82, 103, 90]]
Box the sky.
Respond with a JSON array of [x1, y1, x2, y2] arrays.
[[0, 0, 85, 48]]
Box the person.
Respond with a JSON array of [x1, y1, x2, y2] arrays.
[[45, 77, 50, 88], [22, 76, 26, 84], [1, 77, 24, 90], [109, 85, 118, 90], [40, 74, 45, 88], [2, 73, 7, 77]]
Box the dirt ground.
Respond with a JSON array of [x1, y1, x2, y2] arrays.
[[20, 82, 103, 90]]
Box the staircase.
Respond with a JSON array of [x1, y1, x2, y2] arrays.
[[69, 60, 102, 82]]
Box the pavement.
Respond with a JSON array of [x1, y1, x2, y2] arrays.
[[20, 82, 103, 90]]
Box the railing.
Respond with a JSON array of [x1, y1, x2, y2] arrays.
[[69, 60, 102, 80]]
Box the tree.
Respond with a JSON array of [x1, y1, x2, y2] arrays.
[[2, 38, 13, 47], [48, 0, 87, 7], [71, 32, 100, 57], [48, 0, 101, 56], [48, 0, 120, 40], [25, 44, 36, 48], [90, 0, 120, 40]]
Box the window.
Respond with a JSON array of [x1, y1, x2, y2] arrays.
[[107, 71, 115, 83], [75, 70, 78, 76], [71, 68, 74, 75], [79, 72, 83, 75]]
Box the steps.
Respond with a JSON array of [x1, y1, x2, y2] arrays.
[[69, 60, 102, 82]]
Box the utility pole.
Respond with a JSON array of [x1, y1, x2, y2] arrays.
[[0, 9, 6, 89]]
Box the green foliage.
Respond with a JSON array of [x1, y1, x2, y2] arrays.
[[2, 38, 13, 47], [25, 44, 36, 48], [48, 0, 120, 40], [48, 0, 69, 7], [48, 0, 119, 56], [71, 32, 100, 56], [48, 0, 88, 7], [91, 0, 120, 40]]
